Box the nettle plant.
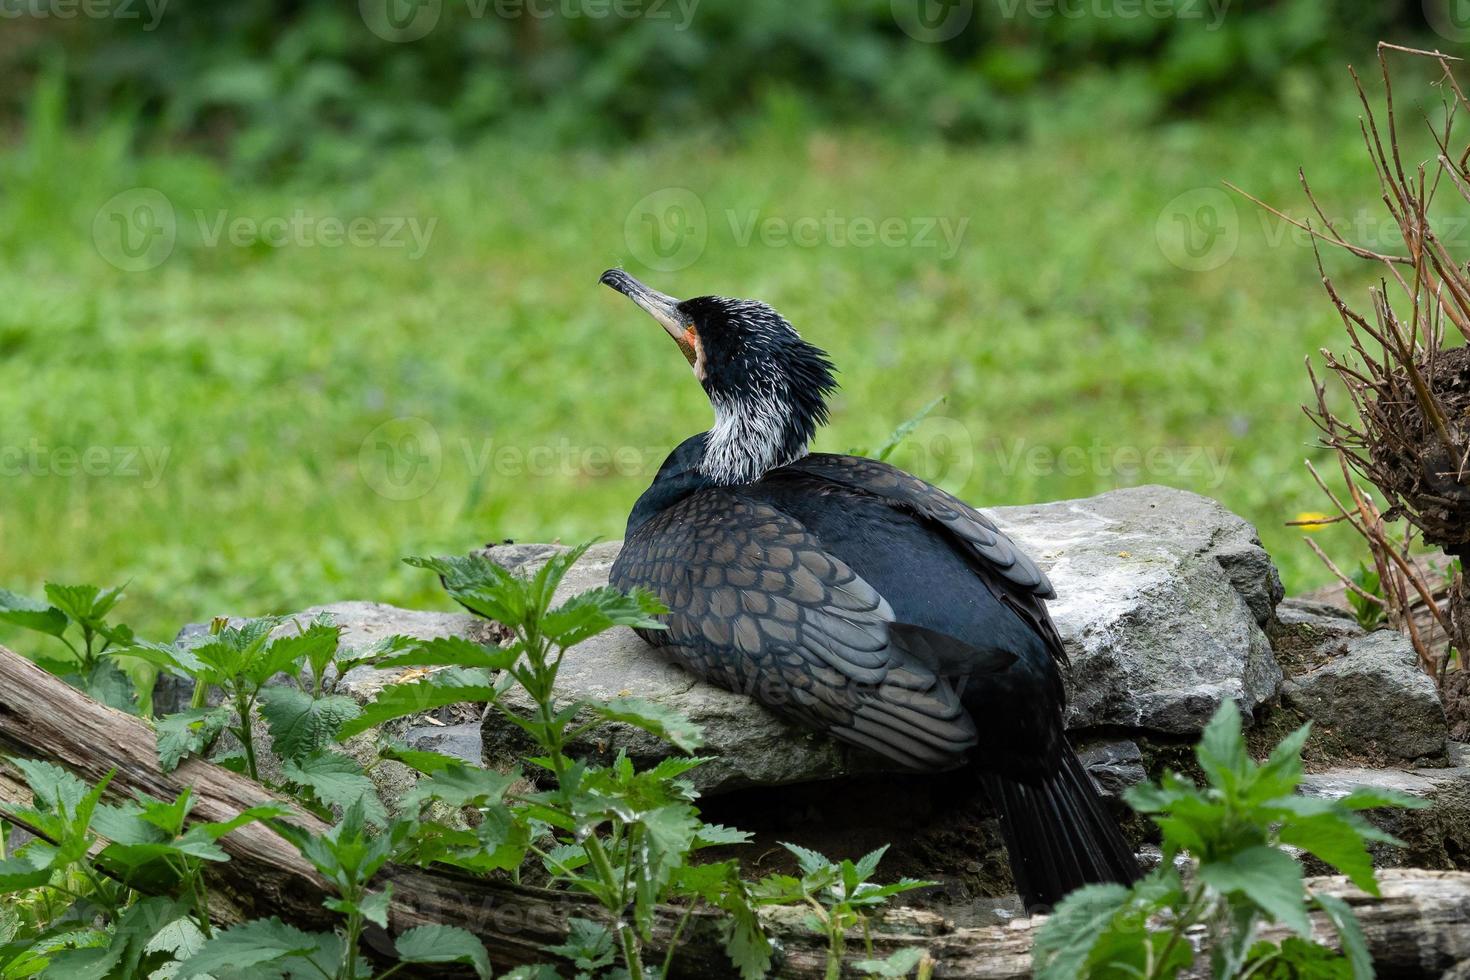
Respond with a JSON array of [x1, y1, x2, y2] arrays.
[[1034, 703, 1424, 980], [3, 545, 940, 978], [0, 584, 141, 713]]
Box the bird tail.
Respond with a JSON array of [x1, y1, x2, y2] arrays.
[[979, 747, 1141, 912]]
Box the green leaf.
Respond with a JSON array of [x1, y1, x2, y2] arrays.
[[0, 855, 54, 894], [336, 675, 498, 740], [872, 394, 946, 462], [695, 823, 754, 848], [541, 586, 667, 647], [328, 884, 393, 929], [43, 584, 120, 627], [405, 554, 529, 626], [395, 924, 493, 978], [1337, 786, 1431, 811], [1196, 700, 1249, 797], [175, 918, 325, 979], [374, 635, 519, 672], [1314, 892, 1372, 980], [80, 660, 135, 713], [543, 918, 615, 974], [588, 697, 704, 752], [0, 589, 68, 637], [282, 751, 387, 827], [779, 841, 834, 878], [155, 707, 230, 772], [851, 947, 927, 977], [1033, 882, 1134, 980], [380, 743, 467, 776], [258, 687, 360, 761], [1198, 845, 1311, 936], [1277, 812, 1379, 894], [405, 764, 519, 811], [10, 758, 88, 815]]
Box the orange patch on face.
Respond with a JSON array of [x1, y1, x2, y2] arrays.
[[678, 325, 699, 365]]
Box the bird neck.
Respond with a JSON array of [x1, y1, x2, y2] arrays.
[[699, 392, 812, 486]]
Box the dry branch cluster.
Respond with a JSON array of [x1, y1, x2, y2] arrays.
[[1245, 45, 1470, 684]]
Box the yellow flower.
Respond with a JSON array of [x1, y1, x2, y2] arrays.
[[1294, 511, 1333, 532]]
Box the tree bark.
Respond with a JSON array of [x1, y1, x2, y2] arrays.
[[1, 646, 1468, 978]]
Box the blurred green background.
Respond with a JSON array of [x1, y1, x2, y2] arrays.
[[1, 0, 1466, 645]]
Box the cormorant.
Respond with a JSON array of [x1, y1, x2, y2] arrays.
[[599, 268, 1141, 908]]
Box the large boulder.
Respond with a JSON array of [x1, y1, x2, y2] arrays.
[[1282, 629, 1448, 763], [1265, 596, 1449, 764], [1299, 753, 1470, 871], [479, 485, 1286, 791], [992, 485, 1283, 733]]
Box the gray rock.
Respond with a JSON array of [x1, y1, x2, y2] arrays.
[[1077, 740, 1147, 798], [1299, 764, 1470, 871], [1282, 630, 1448, 762], [402, 722, 484, 765], [479, 485, 1286, 791], [994, 486, 1283, 734]]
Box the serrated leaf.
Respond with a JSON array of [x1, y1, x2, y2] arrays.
[[589, 697, 703, 752], [1196, 700, 1249, 797], [405, 764, 519, 811], [851, 947, 927, 977], [405, 554, 528, 625], [395, 924, 493, 978], [780, 841, 834, 878], [1198, 844, 1311, 936], [1032, 882, 1134, 980], [542, 586, 668, 647], [543, 917, 614, 973], [174, 918, 324, 979], [380, 743, 466, 776], [1338, 786, 1431, 811], [694, 823, 753, 847], [0, 589, 68, 637], [155, 707, 229, 772], [374, 635, 519, 672], [1277, 812, 1379, 894], [259, 687, 360, 761], [336, 674, 497, 740], [1314, 891, 1372, 980], [0, 854, 54, 894], [282, 751, 387, 827]]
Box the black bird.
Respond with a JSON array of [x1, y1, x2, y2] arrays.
[[599, 269, 1140, 908]]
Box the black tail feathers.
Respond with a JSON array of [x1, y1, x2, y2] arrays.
[[980, 747, 1142, 911]]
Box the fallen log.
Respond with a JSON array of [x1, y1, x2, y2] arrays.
[[2, 646, 1469, 978]]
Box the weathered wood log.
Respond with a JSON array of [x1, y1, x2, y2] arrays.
[[2, 646, 1469, 978]]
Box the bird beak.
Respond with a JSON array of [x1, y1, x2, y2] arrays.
[[599, 269, 695, 362]]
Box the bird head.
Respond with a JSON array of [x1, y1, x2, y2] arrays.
[[600, 269, 838, 486]]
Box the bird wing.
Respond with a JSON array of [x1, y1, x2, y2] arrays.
[[781, 453, 1069, 682], [611, 487, 996, 769], [787, 453, 1055, 598]]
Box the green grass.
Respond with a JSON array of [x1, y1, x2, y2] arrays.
[[0, 78, 1450, 648]]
